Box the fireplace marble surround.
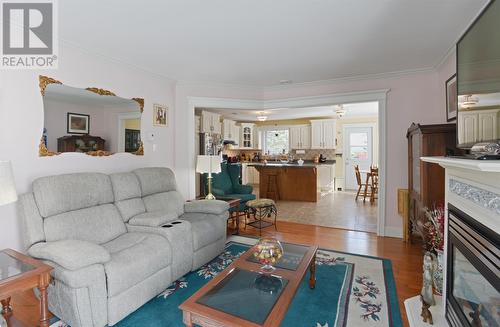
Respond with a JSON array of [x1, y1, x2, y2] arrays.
[[405, 157, 500, 327]]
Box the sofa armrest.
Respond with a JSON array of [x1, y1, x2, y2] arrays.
[[232, 184, 253, 194], [184, 200, 229, 215], [128, 211, 178, 227], [29, 240, 110, 271]]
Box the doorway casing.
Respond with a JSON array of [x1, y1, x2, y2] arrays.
[[180, 89, 390, 236]]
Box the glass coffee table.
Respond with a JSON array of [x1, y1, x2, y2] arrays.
[[179, 242, 318, 327]]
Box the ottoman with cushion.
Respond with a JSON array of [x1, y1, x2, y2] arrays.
[[18, 168, 229, 327], [245, 198, 278, 235]]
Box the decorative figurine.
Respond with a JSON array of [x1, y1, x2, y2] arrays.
[[421, 251, 436, 324]]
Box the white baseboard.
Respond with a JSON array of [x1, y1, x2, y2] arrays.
[[384, 226, 403, 238]]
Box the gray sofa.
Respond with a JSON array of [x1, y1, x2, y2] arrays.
[[18, 167, 229, 327]]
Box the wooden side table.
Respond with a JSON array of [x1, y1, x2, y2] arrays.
[[0, 249, 53, 327]]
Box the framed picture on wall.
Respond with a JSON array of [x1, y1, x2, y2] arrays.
[[445, 74, 457, 122], [67, 113, 90, 134], [153, 104, 168, 127]]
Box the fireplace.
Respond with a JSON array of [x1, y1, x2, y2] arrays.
[[446, 204, 500, 327]]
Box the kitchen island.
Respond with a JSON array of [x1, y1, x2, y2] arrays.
[[248, 161, 335, 202]]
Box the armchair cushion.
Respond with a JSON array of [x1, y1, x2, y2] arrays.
[[184, 200, 229, 215], [29, 240, 110, 271], [211, 187, 226, 196], [128, 211, 178, 227], [232, 184, 253, 194]]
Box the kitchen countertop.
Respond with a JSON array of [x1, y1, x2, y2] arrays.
[[244, 160, 336, 168]]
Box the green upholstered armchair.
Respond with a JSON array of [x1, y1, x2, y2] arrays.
[[203, 161, 256, 211]]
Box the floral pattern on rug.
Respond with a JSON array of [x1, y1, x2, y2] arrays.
[[158, 278, 188, 299], [352, 275, 383, 321], [197, 249, 245, 279], [316, 250, 345, 266]]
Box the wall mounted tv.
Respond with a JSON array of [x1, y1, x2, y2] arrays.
[[456, 0, 500, 149]]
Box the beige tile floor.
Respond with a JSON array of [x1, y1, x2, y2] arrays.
[[250, 186, 378, 233]]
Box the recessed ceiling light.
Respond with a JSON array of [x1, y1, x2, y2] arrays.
[[279, 80, 292, 85]]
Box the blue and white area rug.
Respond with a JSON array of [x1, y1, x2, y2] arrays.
[[51, 236, 402, 327]]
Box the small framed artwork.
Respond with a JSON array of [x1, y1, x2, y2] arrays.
[[67, 113, 90, 134], [153, 104, 168, 127], [445, 74, 457, 122]]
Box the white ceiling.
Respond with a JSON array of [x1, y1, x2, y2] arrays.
[[59, 0, 487, 86], [204, 101, 378, 121], [44, 84, 140, 110]]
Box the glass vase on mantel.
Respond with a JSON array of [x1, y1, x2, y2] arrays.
[[433, 249, 444, 295]]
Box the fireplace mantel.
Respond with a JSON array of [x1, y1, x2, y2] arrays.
[[404, 156, 500, 327]]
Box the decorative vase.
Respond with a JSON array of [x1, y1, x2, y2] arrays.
[[253, 238, 283, 273], [433, 250, 444, 295]]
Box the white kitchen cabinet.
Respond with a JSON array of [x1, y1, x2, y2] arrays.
[[242, 165, 259, 185], [317, 164, 335, 191], [252, 167, 260, 184], [222, 119, 240, 146], [311, 119, 336, 149], [240, 123, 255, 148], [478, 110, 499, 141], [290, 125, 311, 149], [457, 109, 500, 144], [200, 111, 221, 134]]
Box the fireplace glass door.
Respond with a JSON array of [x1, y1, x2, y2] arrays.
[[447, 205, 499, 327]]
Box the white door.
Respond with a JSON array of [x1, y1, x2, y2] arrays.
[[344, 126, 373, 190]]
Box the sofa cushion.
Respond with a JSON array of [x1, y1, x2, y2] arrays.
[[128, 211, 178, 227], [44, 204, 127, 244], [143, 191, 185, 216], [181, 213, 226, 250], [33, 173, 114, 218], [102, 233, 171, 297], [133, 168, 178, 197], [109, 173, 142, 201], [115, 198, 146, 222]]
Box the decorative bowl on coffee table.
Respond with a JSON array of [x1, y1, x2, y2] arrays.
[[253, 238, 283, 273]]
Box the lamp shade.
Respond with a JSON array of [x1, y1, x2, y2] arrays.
[[0, 161, 17, 206], [196, 155, 222, 174]]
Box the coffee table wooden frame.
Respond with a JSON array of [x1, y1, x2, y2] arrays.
[[0, 248, 53, 327], [179, 242, 318, 327]]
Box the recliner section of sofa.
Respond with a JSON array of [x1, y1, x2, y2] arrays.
[[18, 168, 229, 327]]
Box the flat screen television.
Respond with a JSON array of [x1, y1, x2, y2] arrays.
[[456, 0, 500, 149]]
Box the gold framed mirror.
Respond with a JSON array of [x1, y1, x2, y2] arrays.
[[39, 75, 144, 157]]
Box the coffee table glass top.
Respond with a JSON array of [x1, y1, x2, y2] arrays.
[[246, 242, 309, 271], [196, 268, 289, 324], [0, 251, 36, 281]]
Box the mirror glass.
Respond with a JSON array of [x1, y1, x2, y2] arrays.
[[456, 0, 500, 147], [42, 83, 142, 155]]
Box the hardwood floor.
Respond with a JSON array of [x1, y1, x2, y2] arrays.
[[9, 221, 423, 327]]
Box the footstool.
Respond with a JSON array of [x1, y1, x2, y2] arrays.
[[245, 198, 277, 236]]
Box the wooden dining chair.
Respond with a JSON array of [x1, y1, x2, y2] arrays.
[[354, 165, 371, 201], [370, 166, 379, 203]]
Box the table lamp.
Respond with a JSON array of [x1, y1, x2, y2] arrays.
[[0, 161, 17, 207], [196, 155, 221, 200]]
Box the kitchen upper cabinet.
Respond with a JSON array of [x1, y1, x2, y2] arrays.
[[222, 119, 240, 145], [290, 125, 311, 149], [200, 111, 221, 134], [311, 119, 336, 149], [240, 123, 255, 148], [457, 109, 499, 145]]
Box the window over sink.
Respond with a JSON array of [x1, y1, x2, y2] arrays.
[[264, 129, 289, 155]]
